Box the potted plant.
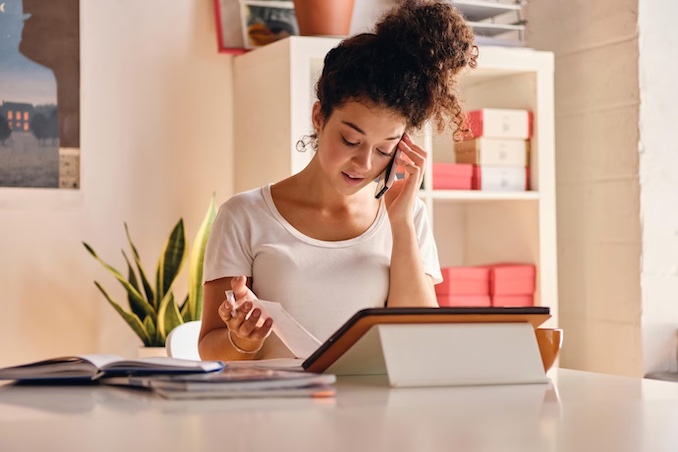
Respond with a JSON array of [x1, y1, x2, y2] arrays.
[[83, 196, 217, 356], [292, 0, 355, 37]]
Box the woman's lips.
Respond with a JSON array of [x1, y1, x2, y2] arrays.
[[342, 172, 365, 186]]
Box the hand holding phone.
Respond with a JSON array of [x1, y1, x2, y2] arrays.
[[374, 148, 401, 199]]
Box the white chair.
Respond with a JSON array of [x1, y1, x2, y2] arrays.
[[165, 320, 202, 360]]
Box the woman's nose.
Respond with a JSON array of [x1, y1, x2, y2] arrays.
[[351, 147, 372, 172]]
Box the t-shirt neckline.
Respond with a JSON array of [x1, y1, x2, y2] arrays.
[[261, 183, 387, 248]]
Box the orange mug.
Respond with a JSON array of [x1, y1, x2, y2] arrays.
[[535, 328, 563, 372]]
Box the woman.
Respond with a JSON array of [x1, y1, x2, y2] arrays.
[[199, 0, 478, 360]]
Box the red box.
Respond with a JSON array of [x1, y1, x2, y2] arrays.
[[491, 295, 534, 307], [432, 163, 473, 190], [490, 264, 536, 296], [437, 295, 492, 307], [465, 109, 534, 139], [435, 266, 490, 296]]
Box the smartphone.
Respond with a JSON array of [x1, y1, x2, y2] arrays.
[[374, 148, 400, 199]]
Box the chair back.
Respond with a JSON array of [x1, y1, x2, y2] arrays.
[[165, 320, 202, 360]]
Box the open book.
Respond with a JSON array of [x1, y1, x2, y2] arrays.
[[0, 354, 225, 382]]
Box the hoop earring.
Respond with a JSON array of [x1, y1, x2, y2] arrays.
[[295, 133, 318, 152]]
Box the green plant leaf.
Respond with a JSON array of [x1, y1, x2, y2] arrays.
[[83, 242, 157, 323], [124, 223, 156, 309], [122, 250, 148, 321], [143, 315, 159, 346], [155, 220, 187, 304], [186, 195, 217, 321], [94, 282, 151, 346], [157, 291, 183, 343], [179, 293, 191, 322]]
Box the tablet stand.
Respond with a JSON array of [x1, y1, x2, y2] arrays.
[[325, 322, 548, 387]]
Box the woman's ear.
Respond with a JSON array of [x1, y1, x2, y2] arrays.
[[311, 101, 324, 132]]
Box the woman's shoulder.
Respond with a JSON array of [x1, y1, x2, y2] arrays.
[[221, 185, 269, 212]]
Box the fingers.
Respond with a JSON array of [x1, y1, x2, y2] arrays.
[[231, 275, 249, 300], [218, 298, 273, 343], [396, 134, 426, 184]]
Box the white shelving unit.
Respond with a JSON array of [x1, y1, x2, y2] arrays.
[[233, 36, 557, 327]]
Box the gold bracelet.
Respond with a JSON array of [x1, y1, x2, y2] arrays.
[[227, 329, 263, 355]]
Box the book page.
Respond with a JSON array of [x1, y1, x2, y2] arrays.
[[253, 299, 321, 359], [79, 354, 125, 369]]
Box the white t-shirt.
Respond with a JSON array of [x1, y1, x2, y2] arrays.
[[203, 184, 442, 357]]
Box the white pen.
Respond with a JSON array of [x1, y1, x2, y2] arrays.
[[225, 290, 237, 317]]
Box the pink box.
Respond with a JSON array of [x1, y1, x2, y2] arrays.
[[435, 266, 490, 296], [490, 264, 536, 296], [491, 295, 534, 307], [465, 109, 534, 139], [432, 163, 473, 190], [437, 295, 492, 307]]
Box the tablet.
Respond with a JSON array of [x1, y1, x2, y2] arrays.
[[302, 306, 550, 373]]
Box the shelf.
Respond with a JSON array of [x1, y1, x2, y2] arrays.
[[467, 21, 525, 37], [422, 190, 539, 202], [451, 0, 523, 22]]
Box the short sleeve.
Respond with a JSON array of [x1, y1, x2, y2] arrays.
[[202, 202, 254, 283], [413, 199, 443, 284]]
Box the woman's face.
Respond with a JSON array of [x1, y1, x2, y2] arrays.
[[312, 99, 407, 197]]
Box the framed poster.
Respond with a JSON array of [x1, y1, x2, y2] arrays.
[[214, 0, 298, 53], [0, 0, 80, 189]]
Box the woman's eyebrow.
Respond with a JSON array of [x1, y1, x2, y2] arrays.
[[341, 121, 401, 140]]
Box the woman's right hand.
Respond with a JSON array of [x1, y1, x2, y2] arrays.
[[217, 275, 273, 353]]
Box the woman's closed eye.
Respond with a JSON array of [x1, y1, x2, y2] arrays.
[[341, 136, 359, 147], [341, 135, 393, 157]]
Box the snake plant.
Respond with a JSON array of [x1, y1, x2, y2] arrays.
[[83, 196, 217, 347]]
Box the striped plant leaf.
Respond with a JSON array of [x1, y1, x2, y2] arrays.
[[143, 315, 158, 346], [179, 293, 191, 322], [186, 195, 217, 321], [155, 220, 186, 304], [122, 250, 148, 321], [157, 291, 183, 342], [124, 223, 156, 309], [94, 282, 151, 346], [83, 242, 156, 322]]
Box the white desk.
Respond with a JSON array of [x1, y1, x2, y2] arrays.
[[1, 369, 678, 451]]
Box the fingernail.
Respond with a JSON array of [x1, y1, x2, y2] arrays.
[[252, 310, 260, 317], [244, 302, 252, 310]]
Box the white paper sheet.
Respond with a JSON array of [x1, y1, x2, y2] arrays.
[[253, 299, 321, 359]]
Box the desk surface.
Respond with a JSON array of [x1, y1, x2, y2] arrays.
[[1, 368, 678, 452]]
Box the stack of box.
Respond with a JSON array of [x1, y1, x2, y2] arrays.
[[455, 109, 533, 191], [435, 263, 536, 308], [435, 266, 491, 307], [431, 162, 473, 190], [490, 264, 536, 307]]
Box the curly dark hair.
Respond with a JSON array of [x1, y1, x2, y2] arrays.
[[315, 0, 478, 141]]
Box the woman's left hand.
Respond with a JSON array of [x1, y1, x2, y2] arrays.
[[384, 133, 426, 225]]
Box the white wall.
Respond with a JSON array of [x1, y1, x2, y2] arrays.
[[638, 0, 678, 374], [0, 0, 234, 365]]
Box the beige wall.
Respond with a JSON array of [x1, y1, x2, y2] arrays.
[[526, 1, 644, 376], [0, 0, 234, 366]]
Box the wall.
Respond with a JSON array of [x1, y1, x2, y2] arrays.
[[638, 0, 678, 374], [0, 0, 234, 365], [526, 1, 644, 376]]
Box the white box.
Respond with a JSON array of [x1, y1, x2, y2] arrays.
[[472, 166, 528, 191], [467, 108, 533, 139]]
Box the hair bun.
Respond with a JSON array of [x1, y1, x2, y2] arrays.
[[374, 0, 476, 73]]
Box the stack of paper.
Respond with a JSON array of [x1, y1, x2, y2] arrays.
[[103, 367, 336, 399]]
